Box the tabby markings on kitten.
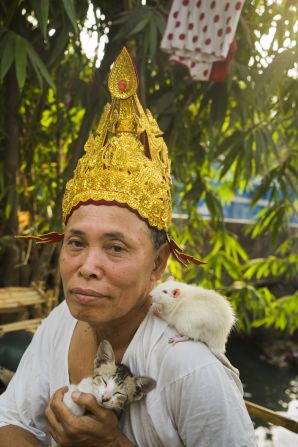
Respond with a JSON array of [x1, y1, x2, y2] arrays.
[[51, 340, 156, 446], [63, 339, 156, 416]]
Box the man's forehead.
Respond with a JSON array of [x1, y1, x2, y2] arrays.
[[67, 203, 143, 222], [65, 205, 151, 239]]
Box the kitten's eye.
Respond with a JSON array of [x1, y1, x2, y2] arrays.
[[115, 392, 126, 396], [102, 378, 107, 386]]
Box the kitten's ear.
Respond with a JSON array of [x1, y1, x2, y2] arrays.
[[94, 340, 115, 368], [134, 376, 156, 400], [167, 275, 174, 281], [173, 288, 181, 298]]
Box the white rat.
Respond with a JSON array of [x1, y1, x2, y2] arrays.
[[150, 279, 238, 374]]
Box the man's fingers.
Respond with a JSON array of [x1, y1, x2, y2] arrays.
[[45, 398, 65, 440], [72, 391, 118, 423], [71, 391, 103, 415], [45, 388, 121, 446], [48, 386, 79, 430]]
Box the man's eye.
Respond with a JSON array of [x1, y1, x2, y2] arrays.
[[110, 245, 125, 253], [67, 239, 83, 248]]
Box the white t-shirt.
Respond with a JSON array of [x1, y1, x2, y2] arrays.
[[0, 301, 257, 447]]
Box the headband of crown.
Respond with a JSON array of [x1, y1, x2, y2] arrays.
[[62, 47, 172, 230], [17, 48, 205, 267]]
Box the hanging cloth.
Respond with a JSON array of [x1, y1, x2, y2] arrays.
[[161, 0, 245, 81]]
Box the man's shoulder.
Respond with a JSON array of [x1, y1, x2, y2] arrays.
[[156, 336, 218, 377], [141, 311, 220, 379], [33, 300, 75, 345]]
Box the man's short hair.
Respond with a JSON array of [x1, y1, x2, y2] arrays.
[[148, 226, 167, 250]]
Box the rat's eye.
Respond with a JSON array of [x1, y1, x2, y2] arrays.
[[162, 290, 168, 293]]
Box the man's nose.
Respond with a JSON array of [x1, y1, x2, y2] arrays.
[[78, 249, 104, 279]]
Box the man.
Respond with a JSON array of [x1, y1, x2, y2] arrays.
[[0, 48, 257, 446]]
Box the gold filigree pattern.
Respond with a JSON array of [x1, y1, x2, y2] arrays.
[[62, 47, 172, 230]]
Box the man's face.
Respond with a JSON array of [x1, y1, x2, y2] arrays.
[[60, 204, 166, 326]]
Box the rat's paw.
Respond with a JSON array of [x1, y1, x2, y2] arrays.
[[168, 335, 190, 346]]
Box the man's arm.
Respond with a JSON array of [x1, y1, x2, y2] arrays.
[[165, 360, 258, 447], [0, 425, 43, 447]]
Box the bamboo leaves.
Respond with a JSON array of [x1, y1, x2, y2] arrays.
[[112, 6, 165, 61], [0, 30, 55, 90], [62, 0, 79, 34], [29, 0, 49, 40], [26, 40, 55, 89], [15, 35, 27, 89], [0, 31, 14, 79], [0, 0, 81, 90]]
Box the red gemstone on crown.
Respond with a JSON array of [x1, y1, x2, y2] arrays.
[[118, 79, 127, 91]]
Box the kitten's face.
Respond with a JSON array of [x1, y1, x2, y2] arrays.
[[92, 340, 156, 411], [92, 363, 136, 410]]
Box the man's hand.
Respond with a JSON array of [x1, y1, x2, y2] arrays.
[[45, 386, 126, 447]]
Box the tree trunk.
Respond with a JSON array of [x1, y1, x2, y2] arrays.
[[1, 67, 21, 285]]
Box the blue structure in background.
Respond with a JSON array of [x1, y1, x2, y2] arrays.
[[197, 184, 298, 227]]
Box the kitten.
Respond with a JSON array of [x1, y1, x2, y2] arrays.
[[63, 339, 156, 416], [150, 279, 238, 374], [51, 340, 156, 446]]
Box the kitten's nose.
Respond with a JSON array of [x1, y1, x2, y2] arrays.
[[102, 394, 111, 402]]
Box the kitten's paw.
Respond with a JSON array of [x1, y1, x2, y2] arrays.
[[63, 385, 85, 416], [168, 335, 190, 346]]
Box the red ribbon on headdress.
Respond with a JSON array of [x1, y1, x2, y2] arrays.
[[16, 232, 64, 244], [167, 236, 206, 267]]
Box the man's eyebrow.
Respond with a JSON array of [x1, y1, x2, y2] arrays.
[[66, 229, 127, 239], [67, 229, 85, 236], [103, 231, 126, 239]]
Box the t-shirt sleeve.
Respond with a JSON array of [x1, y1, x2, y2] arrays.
[[0, 317, 52, 445], [162, 361, 257, 447]]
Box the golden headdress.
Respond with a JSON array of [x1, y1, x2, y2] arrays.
[[63, 47, 171, 230], [18, 48, 204, 267]]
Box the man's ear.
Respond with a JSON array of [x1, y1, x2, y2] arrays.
[[151, 243, 170, 282]]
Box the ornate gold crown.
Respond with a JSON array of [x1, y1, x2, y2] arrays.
[[62, 47, 172, 231], [18, 48, 205, 267]]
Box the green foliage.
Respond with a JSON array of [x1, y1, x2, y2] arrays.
[[253, 293, 298, 334], [0, 0, 297, 333]]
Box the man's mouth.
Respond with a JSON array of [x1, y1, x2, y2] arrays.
[[70, 288, 109, 304]]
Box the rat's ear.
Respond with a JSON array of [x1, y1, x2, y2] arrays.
[[173, 288, 181, 298], [167, 275, 174, 281]]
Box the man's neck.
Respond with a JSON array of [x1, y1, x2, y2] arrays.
[[89, 299, 151, 363]]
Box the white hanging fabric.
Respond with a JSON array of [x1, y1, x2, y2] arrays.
[[161, 0, 245, 81]]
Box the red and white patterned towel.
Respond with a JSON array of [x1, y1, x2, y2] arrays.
[[161, 0, 244, 81]]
